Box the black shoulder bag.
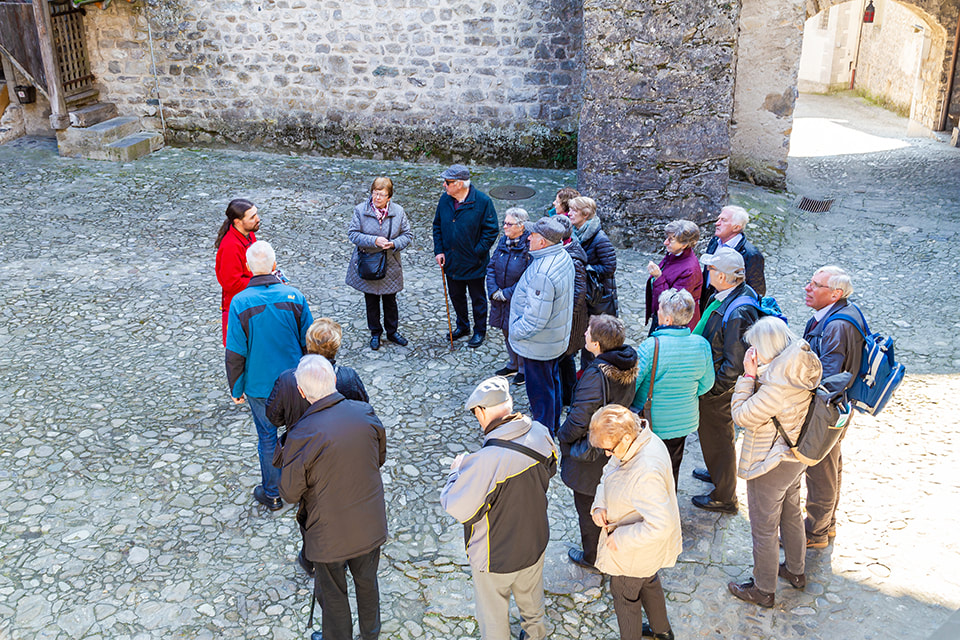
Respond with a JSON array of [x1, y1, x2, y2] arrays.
[[357, 217, 393, 281]]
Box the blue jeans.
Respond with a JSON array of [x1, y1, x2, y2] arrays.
[[247, 396, 280, 498], [524, 357, 561, 437]]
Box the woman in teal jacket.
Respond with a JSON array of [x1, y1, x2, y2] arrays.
[[632, 288, 715, 489]]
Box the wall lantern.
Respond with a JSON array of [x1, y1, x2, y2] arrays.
[[863, 1, 875, 23], [14, 85, 36, 104]]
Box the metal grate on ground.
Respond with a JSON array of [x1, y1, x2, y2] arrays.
[[796, 195, 836, 212]]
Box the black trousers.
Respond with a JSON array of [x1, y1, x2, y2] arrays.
[[698, 390, 738, 504], [313, 546, 381, 640], [610, 572, 671, 639], [558, 353, 578, 407], [447, 276, 487, 335], [573, 490, 602, 565], [661, 435, 686, 492], [364, 292, 398, 336]]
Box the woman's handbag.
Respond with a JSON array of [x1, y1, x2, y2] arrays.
[[640, 337, 659, 427], [356, 217, 393, 281], [568, 374, 608, 463]]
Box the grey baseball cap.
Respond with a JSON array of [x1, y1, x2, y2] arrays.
[[441, 164, 471, 180], [700, 246, 745, 277], [465, 376, 511, 411], [530, 216, 565, 245]]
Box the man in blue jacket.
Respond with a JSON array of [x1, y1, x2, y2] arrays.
[[226, 240, 313, 511], [433, 164, 500, 348]]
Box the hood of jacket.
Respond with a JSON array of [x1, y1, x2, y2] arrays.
[[759, 339, 821, 391], [596, 344, 639, 386], [564, 237, 588, 265]]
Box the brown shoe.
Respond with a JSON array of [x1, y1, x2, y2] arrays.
[[828, 526, 837, 538], [806, 536, 829, 549], [728, 578, 775, 608], [778, 563, 806, 589]]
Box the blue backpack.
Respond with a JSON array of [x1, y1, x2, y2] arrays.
[[822, 306, 905, 416], [722, 294, 788, 326]]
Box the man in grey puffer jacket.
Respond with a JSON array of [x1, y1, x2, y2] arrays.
[[509, 216, 575, 436]]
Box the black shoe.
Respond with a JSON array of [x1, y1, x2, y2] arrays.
[[641, 622, 675, 640], [467, 333, 485, 348], [495, 366, 518, 376], [447, 327, 470, 341], [728, 578, 775, 608], [692, 494, 738, 514], [778, 563, 806, 589], [692, 467, 713, 483], [566, 548, 599, 573], [518, 631, 528, 640], [386, 332, 408, 346], [514, 373, 525, 384], [253, 485, 283, 511], [298, 550, 315, 577], [370, 334, 381, 350]]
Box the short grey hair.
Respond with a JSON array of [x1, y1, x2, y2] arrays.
[[461, 179, 471, 190], [722, 205, 749, 229], [664, 220, 700, 249], [814, 265, 854, 299], [504, 207, 529, 226], [246, 241, 276, 275], [295, 355, 337, 403], [658, 288, 696, 326], [744, 316, 796, 363]]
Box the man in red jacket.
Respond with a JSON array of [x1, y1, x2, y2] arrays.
[[215, 199, 260, 344]]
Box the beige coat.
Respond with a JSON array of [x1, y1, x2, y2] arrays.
[[591, 427, 682, 578], [731, 339, 822, 480]]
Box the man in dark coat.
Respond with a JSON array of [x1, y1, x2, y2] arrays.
[[433, 164, 500, 348], [279, 355, 387, 640], [700, 205, 765, 311], [691, 247, 760, 515], [802, 266, 864, 549]]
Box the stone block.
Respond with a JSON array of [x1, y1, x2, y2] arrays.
[[951, 127, 959, 147], [68, 103, 120, 128], [57, 117, 142, 158]]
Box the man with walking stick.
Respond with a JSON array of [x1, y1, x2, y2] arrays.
[[433, 164, 500, 348]]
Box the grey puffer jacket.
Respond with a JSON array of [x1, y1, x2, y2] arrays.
[[731, 339, 822, 480], [508, 242, 575, 361], [345, 200, 413, 295]]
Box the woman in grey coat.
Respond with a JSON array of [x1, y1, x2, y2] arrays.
[[346, 177, 413, 350]]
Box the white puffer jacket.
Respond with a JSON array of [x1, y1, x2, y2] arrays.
[[731, 339, 822, 480]]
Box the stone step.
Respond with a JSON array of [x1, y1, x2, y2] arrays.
[[57, 116, 142, 158], [69, 102, 119, 128], [100, 131, 165, 162]]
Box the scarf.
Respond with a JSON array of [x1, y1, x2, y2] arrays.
[[371, 199, 389, 225], [573, 215, 602, 246]]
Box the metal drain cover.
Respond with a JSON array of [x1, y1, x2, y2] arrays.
[[489, 185, 536, 200], [796, 196, 835, 212]]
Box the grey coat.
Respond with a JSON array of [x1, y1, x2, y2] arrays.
[[345, 200, 413, 295]]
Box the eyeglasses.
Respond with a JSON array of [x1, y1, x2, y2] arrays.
[[807, 280, 832, 290], [503, 222, 519, 227], [444, 179, 458, 186]]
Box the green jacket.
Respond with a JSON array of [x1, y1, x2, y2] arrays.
[[631, 326, 714, 440]]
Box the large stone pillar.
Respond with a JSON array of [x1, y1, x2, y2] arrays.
[[577, 0, 740, 246]]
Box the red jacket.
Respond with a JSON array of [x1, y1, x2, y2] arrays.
[[216, 226, 256, 311]]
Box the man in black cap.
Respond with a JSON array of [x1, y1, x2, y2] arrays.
[[433, 164, 500, 348]]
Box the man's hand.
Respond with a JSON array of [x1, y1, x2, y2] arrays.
[[591, 507, 609, 529], [232, 395, 246, 405], [492, 290, 506, 302], [435, 253, 446, 267], [450, 452, 466, 471]]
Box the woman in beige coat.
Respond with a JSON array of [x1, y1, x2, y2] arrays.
[[589, 405, 681, 640], [727, 317, 822, 608]]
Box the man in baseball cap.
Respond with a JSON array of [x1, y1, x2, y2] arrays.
[[690, 246, 762, 515], [440, 376, 558, 640]]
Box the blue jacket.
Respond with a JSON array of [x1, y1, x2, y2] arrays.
[[486, 231, 531, 331], [508, 242, 575, 361], [226, 274, 312, 399], [432, 186, 500, 280], [632, 326, 715, 440]]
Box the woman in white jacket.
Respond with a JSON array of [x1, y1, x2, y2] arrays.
[[589, 405, 681, 640], [728, 317, 822, 608]]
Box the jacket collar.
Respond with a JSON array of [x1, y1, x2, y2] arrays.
[[483, 413, 533, 441], [301, 391, 346, 419], [530, 242, 564, 258], [247, 273, 283, 288], [652, 325, 691, 337]]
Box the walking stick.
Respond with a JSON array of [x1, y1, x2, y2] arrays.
[[440, 261, 454, 350]]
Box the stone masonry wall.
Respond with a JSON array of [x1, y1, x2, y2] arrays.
[[729, 0, 806, 189], [83, 0, 583, 168]]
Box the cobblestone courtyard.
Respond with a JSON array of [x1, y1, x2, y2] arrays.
[[0, 94, 958, 639]]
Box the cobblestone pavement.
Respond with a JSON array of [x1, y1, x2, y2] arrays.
[[0, 93, 958, 639]]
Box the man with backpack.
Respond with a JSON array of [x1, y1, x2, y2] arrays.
[[691, 247, 761, 514], [802, 266, 864, 548]]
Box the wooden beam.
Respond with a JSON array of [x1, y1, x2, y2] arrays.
[[0, 42, 51, 102], [32, 0, 70, 129]]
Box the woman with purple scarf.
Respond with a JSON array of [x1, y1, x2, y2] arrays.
[[645, 220, 702, 334]]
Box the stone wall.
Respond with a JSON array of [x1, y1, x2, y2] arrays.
[[729, 0, 806, 189], [83, 0, 583, 168], [577, 0, 739, 244]]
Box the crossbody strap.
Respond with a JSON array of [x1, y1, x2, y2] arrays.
[[483, 438, 549, 465], [645, 337, 659, 409], [771, 415, 795, 449]]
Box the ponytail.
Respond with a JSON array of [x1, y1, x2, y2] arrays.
[[215, 198, 255, 249]]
